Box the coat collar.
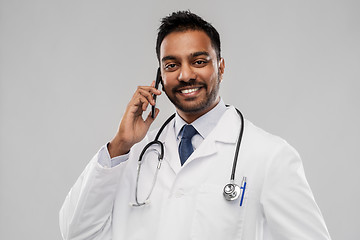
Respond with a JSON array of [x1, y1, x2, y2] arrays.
[[212, 106, 242, 144]]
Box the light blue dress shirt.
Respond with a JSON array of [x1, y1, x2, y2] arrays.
[[174, 98, 227, 151]]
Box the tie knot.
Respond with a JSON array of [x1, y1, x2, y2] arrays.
[[181, 125, 197, 139]]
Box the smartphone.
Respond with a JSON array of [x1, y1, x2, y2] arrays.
[[151, 68, 161, 118]]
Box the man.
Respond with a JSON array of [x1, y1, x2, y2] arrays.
[[60, 11, 331, 240]]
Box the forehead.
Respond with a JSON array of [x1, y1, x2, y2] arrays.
[[160, 30, 216, 59]]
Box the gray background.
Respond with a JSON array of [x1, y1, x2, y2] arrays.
[[1, 0, 359, 239]]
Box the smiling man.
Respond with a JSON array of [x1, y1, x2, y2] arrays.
[[60, 11, 331, 240]]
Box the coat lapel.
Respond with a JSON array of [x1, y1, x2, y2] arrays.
[[184, 107, 241, 166], [159, 118, 181, 174]]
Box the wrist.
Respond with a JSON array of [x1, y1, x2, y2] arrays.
[[108, 138, 131, 158]]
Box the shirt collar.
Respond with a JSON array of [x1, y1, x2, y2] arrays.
[[174, 98, 227, 140]]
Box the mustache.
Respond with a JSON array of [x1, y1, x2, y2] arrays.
[[172, 81, 206, 92]]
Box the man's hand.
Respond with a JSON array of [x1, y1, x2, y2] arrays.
[[108, 81, 161, 158]]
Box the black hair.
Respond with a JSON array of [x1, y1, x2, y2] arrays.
[[156, 10, 221, 62]]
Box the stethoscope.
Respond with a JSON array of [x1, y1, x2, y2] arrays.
[[131, 106, 245, 207]]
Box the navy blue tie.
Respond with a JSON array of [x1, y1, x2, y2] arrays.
[[179, 125, 197, 165]]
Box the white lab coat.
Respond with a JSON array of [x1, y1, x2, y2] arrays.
[[59, 106, 331, 240]]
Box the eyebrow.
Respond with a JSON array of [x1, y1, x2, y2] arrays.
[[191, 51, 210, 58], [161, 51, 210, 63], [161, 55, 177, 62]]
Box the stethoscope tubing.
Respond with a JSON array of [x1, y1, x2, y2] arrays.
[[133, 106, 244, 206], [231, 108, 245, 181]]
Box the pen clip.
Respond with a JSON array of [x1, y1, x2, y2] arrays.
[[239, 177, 247, 207]]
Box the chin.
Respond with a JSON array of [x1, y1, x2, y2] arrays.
[[175, 98, 215, 114]]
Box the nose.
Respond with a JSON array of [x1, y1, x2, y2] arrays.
[[178, 64, 196, 82]]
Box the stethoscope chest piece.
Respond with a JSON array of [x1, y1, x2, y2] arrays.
[[223, 182, 241, 201]]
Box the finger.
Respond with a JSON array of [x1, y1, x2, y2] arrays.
[[144, 108, 160, 125], [142, 101, 148, 111], [154, 108, 160, 118], [137, 85, 161, 96], [138, 88, 158, 106], [151, 80, 155, 87], [139, 95, 150, 111], [130, 94, 150, 113]]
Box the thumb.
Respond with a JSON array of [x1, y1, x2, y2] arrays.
[[144, 108, 160, 126]]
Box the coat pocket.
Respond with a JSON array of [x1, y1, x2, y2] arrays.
[[191, 183, 249, 240]]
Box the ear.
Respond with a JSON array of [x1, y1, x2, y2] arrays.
[[218, 58, 225, 81]]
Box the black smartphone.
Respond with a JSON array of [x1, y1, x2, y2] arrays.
[[151, 68, 161, 118]]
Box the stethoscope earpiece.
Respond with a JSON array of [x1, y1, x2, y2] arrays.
[[223, 183, 241, 201]]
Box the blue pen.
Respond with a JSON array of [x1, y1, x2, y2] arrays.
[[239, 177, 247, 206]]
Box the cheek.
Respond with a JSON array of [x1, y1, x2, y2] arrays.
[[161, 73, 177, 87], [203, 63, 218, 78], [201, 69, 218, 85], [161, 78, 170, 90], [160, 76, 174, 93]]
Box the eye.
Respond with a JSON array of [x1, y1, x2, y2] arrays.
[[193, 59, 208, 67], [164, 63, 178, 71]]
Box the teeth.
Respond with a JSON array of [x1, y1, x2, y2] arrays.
[[181, 88, 199, 94]]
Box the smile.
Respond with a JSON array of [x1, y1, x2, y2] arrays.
[[180, 88, 200, 94]]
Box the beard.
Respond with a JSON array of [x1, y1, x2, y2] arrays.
[[163, 76, 221, 114]]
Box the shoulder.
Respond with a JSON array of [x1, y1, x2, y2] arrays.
[[221, 106, 291, 148], [221, 106, 299, 160], [241, 118, 303, 181], [245, 119, 299, 156], [244, 119, 289, 147]]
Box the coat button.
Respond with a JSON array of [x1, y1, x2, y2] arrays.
[[174, 189, 184, 198]]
